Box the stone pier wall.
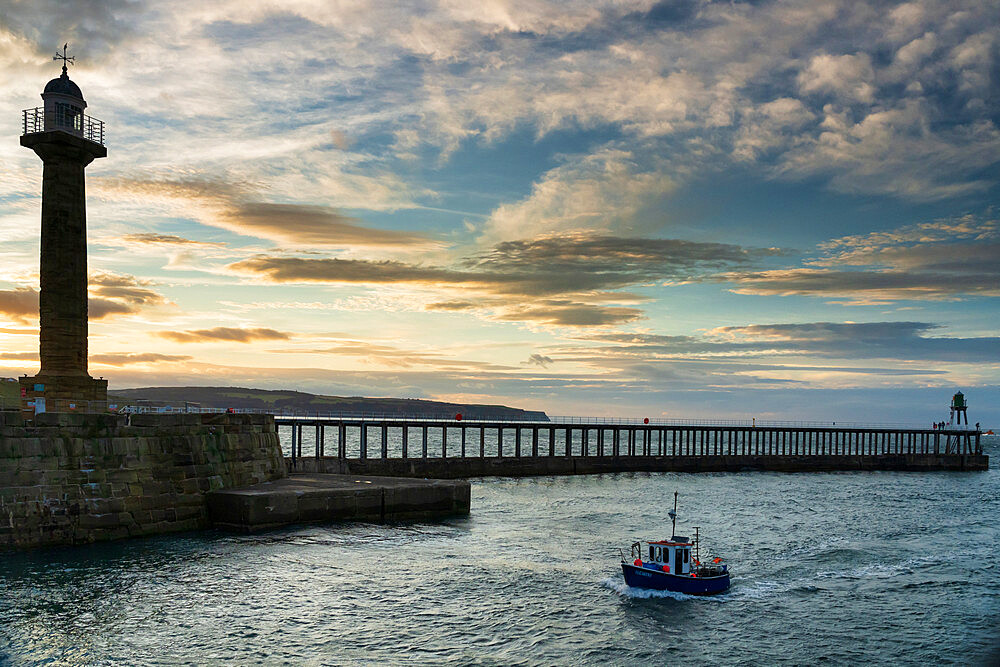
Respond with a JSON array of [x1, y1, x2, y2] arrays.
[[292, 453, 989, 478], [0, 412, 285, 550]]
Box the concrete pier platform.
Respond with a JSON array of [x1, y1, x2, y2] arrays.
[[207, 473, 471, 532]]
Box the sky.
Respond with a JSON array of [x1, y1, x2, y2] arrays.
[[0, 0, 998, 425]]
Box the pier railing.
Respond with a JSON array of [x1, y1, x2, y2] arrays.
[[275, 417, 986, 474]]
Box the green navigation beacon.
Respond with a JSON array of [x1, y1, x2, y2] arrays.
[[950, 391, 968, 427]]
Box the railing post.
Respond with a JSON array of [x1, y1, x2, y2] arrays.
[[480, 427, 486, 458], [360, 423, 367, 459], [549, 427, 555, 457], [498, 427, 503, 457], [462, 426, 467, 458], [515, 427, 521, 458], [532, 427, 539, 457], [565, 428, 571, 457], [381, 424, 388, 459], [442, 425, 447, 459], [422, 426, 428, 458], [402, 426, 409, 459], [339, 421, 346, 459]]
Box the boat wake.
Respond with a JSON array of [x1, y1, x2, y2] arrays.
[[600, 577, 726, 601]]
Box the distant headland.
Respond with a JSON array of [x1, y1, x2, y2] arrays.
[[108, 385, 550, 421]]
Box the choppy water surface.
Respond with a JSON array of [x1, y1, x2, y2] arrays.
[[1, 438, 997, 665]]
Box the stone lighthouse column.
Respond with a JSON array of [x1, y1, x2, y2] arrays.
[[18, 47, 107, 417]]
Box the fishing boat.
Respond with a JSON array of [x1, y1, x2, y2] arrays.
[[620, 492, 731, 595]]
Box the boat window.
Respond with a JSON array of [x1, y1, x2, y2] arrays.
[[653, 546, 661, 561], [683, 550, 689, 563], [649, 546, 654, 561]]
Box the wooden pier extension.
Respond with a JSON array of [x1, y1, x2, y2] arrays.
[[276, 419, 988, 477]]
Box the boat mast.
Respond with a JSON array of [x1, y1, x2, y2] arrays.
[[669, 491, 678, 539]]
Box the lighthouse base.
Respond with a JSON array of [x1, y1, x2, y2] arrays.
[[19, 374, 108, 420]]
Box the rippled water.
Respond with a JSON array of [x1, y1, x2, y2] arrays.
[[1, 438, 996, 665]]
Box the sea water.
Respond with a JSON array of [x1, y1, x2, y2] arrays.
[[1, 437, 996, 665]]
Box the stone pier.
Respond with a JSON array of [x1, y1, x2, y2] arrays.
[[0, 412, 285, 549]]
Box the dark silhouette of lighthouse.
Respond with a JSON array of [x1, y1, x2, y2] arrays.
[[19, 45, 107, 416]]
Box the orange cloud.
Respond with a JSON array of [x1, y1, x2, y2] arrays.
[[121, 233, 226, 247], [101, 177, 430, 248], [157, 327, 292, 343]]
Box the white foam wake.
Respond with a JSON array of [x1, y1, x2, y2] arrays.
[[600, 576, 729, 602]]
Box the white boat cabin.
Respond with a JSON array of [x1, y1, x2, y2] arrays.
[[647, 537, 693, 575]]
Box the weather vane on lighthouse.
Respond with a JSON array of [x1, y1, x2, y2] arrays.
[[54, 43, 75, 74]]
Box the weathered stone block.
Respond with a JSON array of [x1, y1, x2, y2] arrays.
[[0, 411, 24, 427], [78, 513, 120, 529]]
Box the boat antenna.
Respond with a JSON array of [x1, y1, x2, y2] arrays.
[[668, 491, 678, 539]]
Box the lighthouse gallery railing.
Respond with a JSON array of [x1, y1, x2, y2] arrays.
[[22, 107, 105, 146]]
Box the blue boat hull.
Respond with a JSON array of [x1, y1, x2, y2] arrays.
[[621, 563, 730, 595]]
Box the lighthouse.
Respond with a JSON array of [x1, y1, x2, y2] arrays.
[[949, 391, 968, 427], [18, 45, 107, 416]]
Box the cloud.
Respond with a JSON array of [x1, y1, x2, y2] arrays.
[[225, 202, 429, 247], [479, 149, 676, 241], [232, 233, 777, 296], [90, 352, 193, 365], [89, 298, 139, 319], [424, 300, 479, 312], [523, 353, 553, 368], [733, 97, 816, 161], [571, 321, 1000, 364], [121, 233, 226, 247], [464, 233, 777, 285], [0, 352, 38, 361], [774, 101, 1000, 200], [0, 352, 192, 367], [0, 0, 144, 59], [271, 339, 516, 371], [0, 288, 39, 323], [229, 256, 475, 286], [496, 303, 643, 327], [819, 215, 998, 254], [723, 267, 1000, 303], [87, 271, 168, 317], [100, 177, 431, 248], [721, 215, 1000, 303], [797, 53, 876, 103], [0, 287, 141, 322], [157, 327, 292, 343], [228, 232, 777, 326]]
